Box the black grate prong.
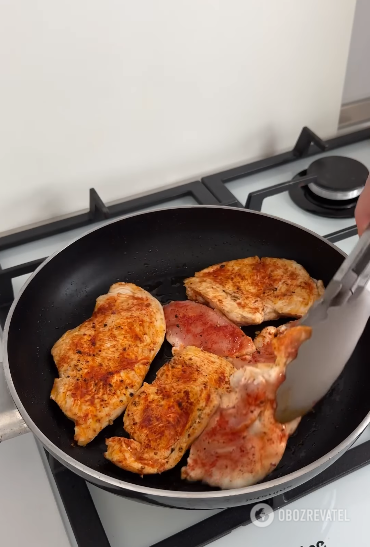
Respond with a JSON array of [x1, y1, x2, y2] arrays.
[[0, 263, 14, 310], [246, 175, 317, 212], [293, 126, 328, 158], [0, 182, 218, 252], [325, 225, 358, 243], [89, 188, 111, 221], [47, 453, 110, 547]]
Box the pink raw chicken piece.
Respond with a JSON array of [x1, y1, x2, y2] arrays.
[[164, 301, 255, 359]]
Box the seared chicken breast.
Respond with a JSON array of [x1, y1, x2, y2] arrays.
[[105, 346, 235, 474], [164, 301, 255, 358], [51, 283, 165, 446], [182, 326, 311, 489], [185, 257, 324, 326]]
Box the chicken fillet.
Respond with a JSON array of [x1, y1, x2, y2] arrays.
[[105, 346, 235, 474], [182, 326, 311, 489], [50, 283, 165, 446], [185, 257, 324, 326]]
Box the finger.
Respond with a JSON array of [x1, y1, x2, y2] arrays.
[[355, 176, 370, 236]]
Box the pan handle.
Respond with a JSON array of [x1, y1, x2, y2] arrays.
[[0, 327, 29, 442]]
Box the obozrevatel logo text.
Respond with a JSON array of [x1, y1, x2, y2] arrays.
[[251, 502, 350, 528], [278, 508, 350, 522]]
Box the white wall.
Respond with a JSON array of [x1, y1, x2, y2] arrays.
[[0, 0, 356, 233], [342, 0, 370, 104]]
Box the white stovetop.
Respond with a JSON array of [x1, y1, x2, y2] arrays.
[[0, 139, 369, 546]]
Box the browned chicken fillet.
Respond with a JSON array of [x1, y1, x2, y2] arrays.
[[182, 326, 311, 489], [105, 346, 235, 474], [185, 257, 324, 326], [50, 283, 165, 446]]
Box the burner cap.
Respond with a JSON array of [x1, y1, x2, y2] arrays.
[[307, 156, 369, 201]]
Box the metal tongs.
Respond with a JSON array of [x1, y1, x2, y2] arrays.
[[275, 225, 370, 423]]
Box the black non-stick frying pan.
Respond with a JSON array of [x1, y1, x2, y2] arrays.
[[2, 206, 370, 509]]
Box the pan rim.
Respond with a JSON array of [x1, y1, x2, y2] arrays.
[[4, 204, 368, 500]]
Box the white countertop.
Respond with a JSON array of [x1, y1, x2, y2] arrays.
[[0, 434, 73, 547]]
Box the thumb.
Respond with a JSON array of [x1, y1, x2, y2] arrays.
[[355, 176, 370, 236]]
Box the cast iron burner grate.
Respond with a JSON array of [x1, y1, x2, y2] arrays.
[[288, 156, 369, 218], [202, 126, 370, 234], [0, 126, 370, 547]]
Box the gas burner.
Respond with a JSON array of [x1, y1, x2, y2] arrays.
[[289, 156, 369, 218]]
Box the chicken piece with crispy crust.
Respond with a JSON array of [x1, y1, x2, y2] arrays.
[[164, 301, 255, 358], [51, 283, 165, 446], [181, 326, 311, 489], [104, 346, 235, 474], [185, 257, 324, 326]]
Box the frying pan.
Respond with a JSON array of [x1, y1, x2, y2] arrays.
[[2, 206, 370, 509]]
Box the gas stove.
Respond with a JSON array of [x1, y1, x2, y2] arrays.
[[0, 126, 370, 547]]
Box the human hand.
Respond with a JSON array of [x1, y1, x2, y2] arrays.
[[355, 176, 370, 236]]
